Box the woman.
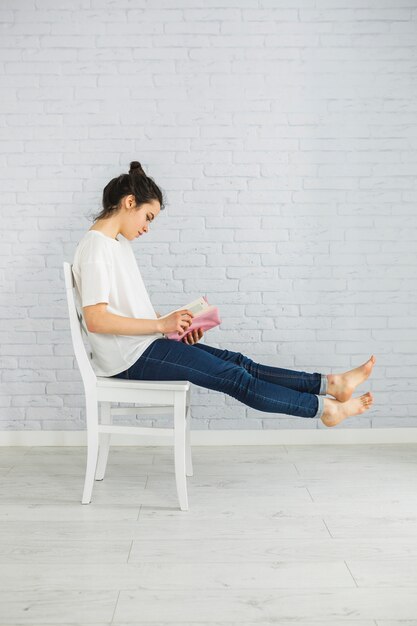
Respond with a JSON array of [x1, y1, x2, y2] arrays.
[[72, 161, 375, 428]]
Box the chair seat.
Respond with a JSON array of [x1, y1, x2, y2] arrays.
[[96, 377, 190, 391]]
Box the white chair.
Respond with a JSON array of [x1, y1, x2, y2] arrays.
[[63, 261, 193, 511]]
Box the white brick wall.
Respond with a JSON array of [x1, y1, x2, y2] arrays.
[[1, 0, 416, 431]]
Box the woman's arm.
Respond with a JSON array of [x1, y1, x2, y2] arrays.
[[85, 306, 162, 335]]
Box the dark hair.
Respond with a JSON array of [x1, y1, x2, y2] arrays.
[[90, 161, 165, 222]]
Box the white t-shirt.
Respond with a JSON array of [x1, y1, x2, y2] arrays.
[[72, 230, 165, 377]]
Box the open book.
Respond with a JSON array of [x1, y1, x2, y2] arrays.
[[159, 296, 221, 341]]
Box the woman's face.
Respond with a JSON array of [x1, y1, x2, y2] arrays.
[[123, 196, 161, 241]]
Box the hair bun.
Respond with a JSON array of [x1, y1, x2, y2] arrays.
[[129, 161, 145, 176]]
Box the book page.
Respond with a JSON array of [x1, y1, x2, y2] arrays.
[[159, 296, 209, 318]]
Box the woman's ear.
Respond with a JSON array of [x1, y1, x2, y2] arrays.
[[124, 194, 137, 212]]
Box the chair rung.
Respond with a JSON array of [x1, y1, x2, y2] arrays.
[[110, 406, 173, 416], [98, 425, 174, 437]]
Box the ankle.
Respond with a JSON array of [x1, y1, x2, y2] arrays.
[[326, 374, 339, 396], [321, 397, 335, 424]]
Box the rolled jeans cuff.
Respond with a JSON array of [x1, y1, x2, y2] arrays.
[[314, 394, 325, 420], [319, 374, 328, 395]]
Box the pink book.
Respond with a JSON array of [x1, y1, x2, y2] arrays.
[[160, 295, 221, 341]]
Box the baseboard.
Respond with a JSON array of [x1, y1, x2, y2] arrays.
[[0, 428, 416, 446]]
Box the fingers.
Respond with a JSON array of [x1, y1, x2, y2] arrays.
[[182, 327, 204, 345], [181, 310, 194, 323], [183, 330, 196, 344], [179, 311, 194, 333]]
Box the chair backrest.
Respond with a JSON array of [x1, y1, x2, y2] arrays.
[[63, 261, 97, 389]]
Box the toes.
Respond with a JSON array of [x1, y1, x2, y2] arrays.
[[361, 392, 373, 407], [362, 393, 373, 407]]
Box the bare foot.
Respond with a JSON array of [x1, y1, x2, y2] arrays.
[[327, 355, 376, 402], [320, 392, 374, 428]]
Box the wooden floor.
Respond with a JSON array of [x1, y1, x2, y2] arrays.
[[0, 443, 416, 625]]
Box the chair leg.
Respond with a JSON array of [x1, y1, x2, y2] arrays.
[[174, 391, 188, 511], [185, 392, 193, 477], [95, 402, 111, 481], [82, 397, 99, 505]]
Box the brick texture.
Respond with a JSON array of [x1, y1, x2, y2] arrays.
[[1, 0, 416, 430]]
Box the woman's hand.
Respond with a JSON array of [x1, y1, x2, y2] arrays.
[[182, 327, 204, 345], [157, 309, 194, 336]]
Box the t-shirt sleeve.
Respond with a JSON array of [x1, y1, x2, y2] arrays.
[[80, 261, 112, 307]]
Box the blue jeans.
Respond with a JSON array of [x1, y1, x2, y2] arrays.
[[110, 338, 328, 419]]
